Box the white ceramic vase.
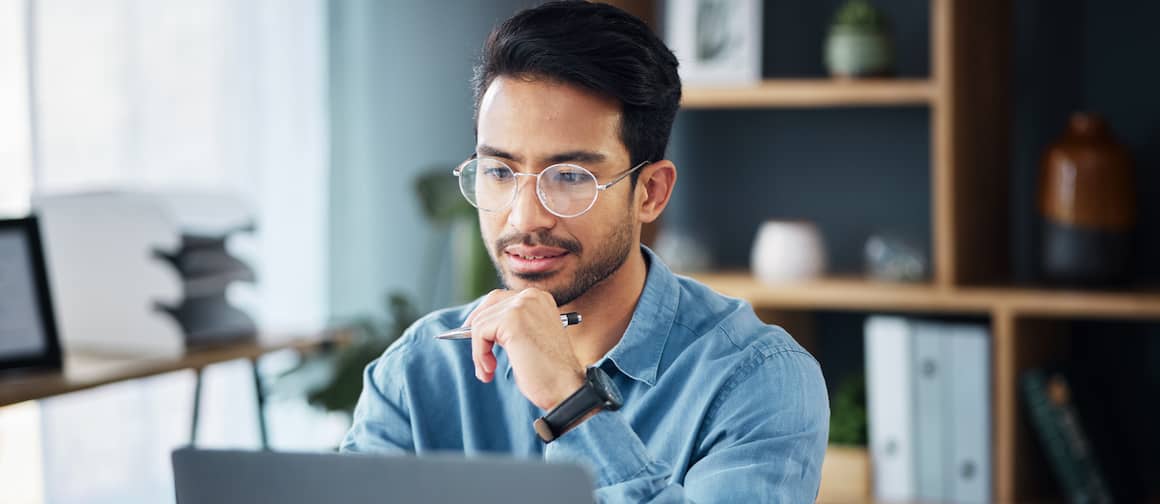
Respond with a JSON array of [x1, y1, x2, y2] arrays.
[[751, 221, 828, 284]]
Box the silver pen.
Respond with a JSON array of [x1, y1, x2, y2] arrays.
[[435, 312, 582, 340]]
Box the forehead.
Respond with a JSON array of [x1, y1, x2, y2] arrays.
[[476, 76, 626, 164]]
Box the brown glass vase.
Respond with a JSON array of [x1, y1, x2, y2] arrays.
[[1038, 112, 1136, 285]]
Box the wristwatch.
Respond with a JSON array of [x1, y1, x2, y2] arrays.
[[533, 366, 623, 443]]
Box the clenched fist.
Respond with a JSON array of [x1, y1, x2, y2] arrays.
[[464, 288, 586, 411]]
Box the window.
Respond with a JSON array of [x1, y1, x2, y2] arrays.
[[1, 1, 335, 502], [0, 0, 32, 216]]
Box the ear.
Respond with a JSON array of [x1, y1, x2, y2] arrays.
[[634, 160, 677, 224]]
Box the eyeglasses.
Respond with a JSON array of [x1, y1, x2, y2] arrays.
[[452, 156, 649, 218]]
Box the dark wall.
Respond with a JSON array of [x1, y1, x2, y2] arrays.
[[666, 0, 932, 273], [1012, 0, 1160, 284], [669, 108, 931, 272], [1067, 320, 1160, 501], [762, 0, 929, 78], [1036, 7, 1160, 497], [669, 0, 1159, 283]]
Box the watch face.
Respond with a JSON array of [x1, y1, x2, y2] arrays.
[[588, 367, 623, 409]]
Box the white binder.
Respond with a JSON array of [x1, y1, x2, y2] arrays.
[[913, 321, 950, 501], [948, 324, 991, 503], [865, 316, 916, 502]]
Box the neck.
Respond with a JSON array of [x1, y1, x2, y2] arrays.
[[560, 246, 648, 367]]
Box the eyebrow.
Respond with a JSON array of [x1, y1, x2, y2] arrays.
[[476, 144, 608, 167]]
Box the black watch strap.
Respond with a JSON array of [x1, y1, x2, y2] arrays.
[[534, 370, 607, 443]]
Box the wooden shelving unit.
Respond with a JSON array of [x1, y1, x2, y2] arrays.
[[654, 0, 1158, 500], [692, 273, 1160, 320], [680, 79, 935, 109]]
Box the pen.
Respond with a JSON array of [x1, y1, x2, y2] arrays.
[[435, 312, 582, 340]]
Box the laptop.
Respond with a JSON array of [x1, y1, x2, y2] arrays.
[[172, 447, 595, 504]]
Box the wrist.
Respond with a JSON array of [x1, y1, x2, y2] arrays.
[[534, 366, 623, 443], [543, 368, 586, 411]]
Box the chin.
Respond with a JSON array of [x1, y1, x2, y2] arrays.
[[510, 270, 561, 284]]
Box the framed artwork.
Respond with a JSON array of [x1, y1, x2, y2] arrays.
[[664, 0, 763, 85], [0, 216, 63, 373]]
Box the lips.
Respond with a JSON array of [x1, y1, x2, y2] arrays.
[[504, 246, 569, 275]]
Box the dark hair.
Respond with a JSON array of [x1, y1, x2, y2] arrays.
[[472, 1, 681, 185]]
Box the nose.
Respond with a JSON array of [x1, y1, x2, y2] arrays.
[[507, 175, 557, 233]]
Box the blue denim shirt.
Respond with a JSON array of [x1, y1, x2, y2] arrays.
[[341, 247, 829, 502]]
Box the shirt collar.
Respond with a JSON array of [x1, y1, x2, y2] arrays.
[[502, 245, 679, 387]]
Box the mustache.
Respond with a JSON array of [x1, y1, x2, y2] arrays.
[[495, 231, 582, 255]]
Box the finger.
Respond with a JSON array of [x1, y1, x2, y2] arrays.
[[472, 337, 497, 382], [517, 288, 556, 313], [464, 289, 512, 326], [466, 293, 524, 382], [471, 314, 499, 382], [476, 289, 554, 347], [469, 289, 552, 381], [466, 294, 522, 329], [465, 294, 523, 331]]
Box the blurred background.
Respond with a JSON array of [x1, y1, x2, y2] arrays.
[[1, 0, 1158, 503]]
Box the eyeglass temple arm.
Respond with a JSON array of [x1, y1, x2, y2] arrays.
[[597, 160, 650, 191], [452, 152, 479, 175]]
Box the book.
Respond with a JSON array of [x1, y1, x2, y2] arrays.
[[1021, 369, 1114, 504]]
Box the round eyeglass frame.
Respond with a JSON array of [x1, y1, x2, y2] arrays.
[[452, 156, 650, 218]]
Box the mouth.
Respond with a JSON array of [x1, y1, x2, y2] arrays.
[[503, 246, 570, 275]]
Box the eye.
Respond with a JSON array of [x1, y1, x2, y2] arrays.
[[550, 169, 589, 185], [482, 167, 513, 181]]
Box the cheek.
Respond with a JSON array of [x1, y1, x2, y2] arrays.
[[478, 213, 503, 244], [569, 215, 611, 248]]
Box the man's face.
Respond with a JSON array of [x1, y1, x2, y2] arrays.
[[474, 76, 638, 306]]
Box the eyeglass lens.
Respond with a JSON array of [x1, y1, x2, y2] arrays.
[[458, 159, 599, 217]]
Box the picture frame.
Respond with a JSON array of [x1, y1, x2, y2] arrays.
[[664, 0, 763, 86], [0, 216, 63, 373]]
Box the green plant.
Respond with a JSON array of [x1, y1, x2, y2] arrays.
[[274, 165, 495, 418], [832, 0, 888, 31], [829, 372, 868, 446], [415, 166, 495, 303], [277, 293, 419, 414]]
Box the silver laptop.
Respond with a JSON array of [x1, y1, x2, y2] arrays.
[[172, 447, 595, 504]]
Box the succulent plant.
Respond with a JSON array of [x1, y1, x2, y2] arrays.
[[825, 0, 894, 77], [832, 0, 888, 31]]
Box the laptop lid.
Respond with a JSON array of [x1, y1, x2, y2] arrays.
[[172, 447, 595, 504]]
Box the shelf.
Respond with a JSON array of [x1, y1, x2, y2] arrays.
[[691, 272, 1160, 319], [680, 79, 936, 109], [691, 272, 990, 314], [0, 330, 349, 408]]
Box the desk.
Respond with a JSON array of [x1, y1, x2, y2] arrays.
[[0, 331, 347, 446]]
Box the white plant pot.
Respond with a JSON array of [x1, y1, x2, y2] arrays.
[[751, 221, 828, 285]]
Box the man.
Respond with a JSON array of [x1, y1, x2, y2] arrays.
[[341, 2, 829, 501]]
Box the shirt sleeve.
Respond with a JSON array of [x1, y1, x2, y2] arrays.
[[338, 343, 415, 454], [544, 348, 829, 503]]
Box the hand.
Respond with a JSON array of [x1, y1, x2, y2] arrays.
[[465, 288, 586, 410]]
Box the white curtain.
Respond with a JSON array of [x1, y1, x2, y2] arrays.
[[0, 0, 32, 216], [0, 1, 337, 502], [32, 0, 330, 333]]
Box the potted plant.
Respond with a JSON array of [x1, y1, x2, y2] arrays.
[[824, 0, 894, 78], [818, 373, 872, 503], [273, 166, 495, 421]]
